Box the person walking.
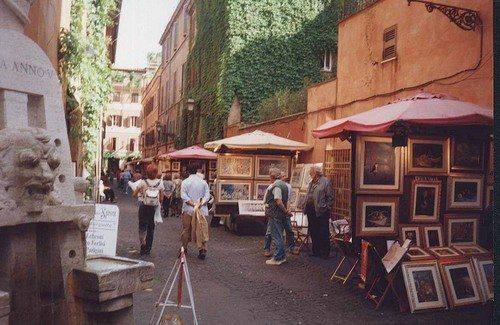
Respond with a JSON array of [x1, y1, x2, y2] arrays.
[[122, 168, 132, 194], [180, 163, 211, 260], [132, 164, 164, 255], [171, 172, 182, 218], [303, 165, 334, 259], [264, 168, 291, 266], [162, 173, 174, 218]]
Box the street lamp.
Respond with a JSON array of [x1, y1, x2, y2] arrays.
[[186, 98, 195, 111]]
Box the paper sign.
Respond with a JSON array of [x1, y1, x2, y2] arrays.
[[86, 204, 120, 256]]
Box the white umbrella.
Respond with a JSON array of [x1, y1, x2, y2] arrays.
[[204, 130, 311, 151]]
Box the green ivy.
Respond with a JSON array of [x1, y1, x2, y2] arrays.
[[180, 0, 349, 147], [59, 0, 116, 188]]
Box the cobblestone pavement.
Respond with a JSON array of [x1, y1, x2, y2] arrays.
[[113, 189, 493, 325]]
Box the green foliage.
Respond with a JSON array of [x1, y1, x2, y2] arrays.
[[59, 0, 116, 187], [257, 88, 307, 122], [180, 0, 344, 147]]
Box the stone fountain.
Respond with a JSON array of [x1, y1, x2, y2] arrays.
[[0, 1, 154, 324]]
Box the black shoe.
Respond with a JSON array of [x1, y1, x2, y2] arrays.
[[198, 250, 206, 260]]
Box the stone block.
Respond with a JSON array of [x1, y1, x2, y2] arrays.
[[0, 291, 10, 324]]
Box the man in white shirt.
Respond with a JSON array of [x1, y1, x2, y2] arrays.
[[181, 162, 211, 260]]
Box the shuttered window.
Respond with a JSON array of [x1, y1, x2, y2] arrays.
[[382, 25, 397, 61]]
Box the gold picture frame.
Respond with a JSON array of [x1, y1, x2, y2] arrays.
[[217, 154, 253, 179], [446, 175, 483, 210], [445, 214, 479, 246], [410, 179, 441, 223], [439, 260, 482, 307], [356, 136, 402, 194], [255, 155, 290, 180], [399, 224, 421, 247], [407, 138, 448, 174], [290, 165, 304, 188], [471, 257, 494, 302], [356, 196, 399, 237], [422, 225, 444, 248], [217, 180, 252, 203], [171, 161, 180, 172]]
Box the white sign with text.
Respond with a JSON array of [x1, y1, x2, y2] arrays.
[[86, 204, 120, 256]]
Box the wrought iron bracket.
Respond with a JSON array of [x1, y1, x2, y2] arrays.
[[407, 0, 482, 31]]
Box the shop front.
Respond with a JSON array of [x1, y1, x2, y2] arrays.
[[313, 93, 493, 312], [204, 130, 311, 235]]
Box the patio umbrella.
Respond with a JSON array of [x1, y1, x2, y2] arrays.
[[160, 145, 217, 160], [204, 130, 312, 151], [312, 93, 493, 139]]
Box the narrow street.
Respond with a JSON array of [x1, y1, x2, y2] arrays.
[[113, 189, 493, 325]]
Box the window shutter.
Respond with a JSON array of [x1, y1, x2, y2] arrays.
[[382, 25, 397, 61]]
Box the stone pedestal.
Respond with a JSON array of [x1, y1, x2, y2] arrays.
[[72, 256, 154, 324], [0, 291, 9, 325]]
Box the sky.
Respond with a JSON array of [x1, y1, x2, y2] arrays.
[[114, 0, 180, 69]]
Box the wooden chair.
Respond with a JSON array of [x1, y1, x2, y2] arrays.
[[330, 237, 359, 284], [364, 246, 407, 312], [291, 212, 310, 252]]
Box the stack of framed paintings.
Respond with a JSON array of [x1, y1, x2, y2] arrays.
[[438, 260, 482, 307], [208, 160, 217, 181]]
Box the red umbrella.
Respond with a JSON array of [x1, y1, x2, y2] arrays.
[[162, 145, 217, 160], [312, 93, 492, 139]]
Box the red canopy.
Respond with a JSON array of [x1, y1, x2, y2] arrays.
[[160, 145, 217, 160], [312, 93, 493, 139]]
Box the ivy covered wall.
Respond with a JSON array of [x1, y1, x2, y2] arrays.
[[180, 0, 347, 147]]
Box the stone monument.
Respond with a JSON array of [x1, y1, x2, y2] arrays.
[[0, 1, 153, 324]]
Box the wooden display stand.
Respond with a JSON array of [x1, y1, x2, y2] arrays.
[[330, 237, 359, 284]]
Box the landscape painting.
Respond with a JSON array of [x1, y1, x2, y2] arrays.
[[357, 196, 398, 236], [408, 139, 447, 174]]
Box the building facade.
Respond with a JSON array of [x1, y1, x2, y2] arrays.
[[103, 68, 145, 171], [141, 63, 162, 160], [226, 0, 493, 163]]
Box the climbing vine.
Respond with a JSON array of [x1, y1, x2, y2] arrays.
[[59, 0, 116, 186], [180, 0, 348, 147]]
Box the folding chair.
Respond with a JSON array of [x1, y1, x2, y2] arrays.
[[365, 246, 407, 312], [291, 212, 310, 253], [330, 237, 359, 284]]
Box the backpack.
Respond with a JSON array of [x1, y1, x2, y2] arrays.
[[143, 179, 161, 206]]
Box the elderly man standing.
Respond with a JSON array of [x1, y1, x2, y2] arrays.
[[304, 165, 334, 259], [264, 167, 291, 265], [181, 162, 211, 260]]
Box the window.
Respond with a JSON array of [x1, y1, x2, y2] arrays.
[[382, 25, 397, 61], [110, 115, 122, 126], [322, 50, 333, 72], [112, 92, 121, 102], [130, 116, 139, 127], [111, 138, 117, 151], [131, 93, 139, 103], [144, 97, 154, 116], [129, 139, 135, 152], [183, 6, 189, 36], [166, 36, 172, 60], [181, 63, 187, 96], [165, 80, 170, 109], [172, 70, 178, 103], [173, 22, 178, 49]]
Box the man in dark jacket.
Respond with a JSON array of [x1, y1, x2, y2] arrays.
[[303, 164, 334, 259]]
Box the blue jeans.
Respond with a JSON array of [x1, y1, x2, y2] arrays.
[[268, 218, 286, 261], [264, 218, 296, 251]]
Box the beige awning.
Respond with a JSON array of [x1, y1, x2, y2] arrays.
[[204, 130, 312, 151]]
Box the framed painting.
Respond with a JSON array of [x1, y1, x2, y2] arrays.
[[402, 261, 448, 313], [452, 244, 488, 256], [290, 165, 304, 188], [445, 215, 478, 246], [288, 188, 300, 211], [399, 225, 421, 247], [238, 200, 265, 216], [296, 192, 308, 211], [356, 196, 399, 237], [410, 180, 441, 223], [472, 257, 494, 301], [446, 175, 483, 210], [253, 181, 270, 201], [423, 225, 444, 248], [428, 247, 461, 259], [486, 185, 493, 207], [171, 161, 180, 172], [439, 260, 482, 307], [208, 170, 216, 181], [209, 160, 217, 170], [450, 137, 484, 172], [356, 136, 401, 193], [407, 138, 448, 174], [255, 155, 290, 179], [300, 164, 314, 190], [406, 247, 433, 261], [217, 155, 253, 178], [163, 160, 171, 171], [217, 180, 252, 203]]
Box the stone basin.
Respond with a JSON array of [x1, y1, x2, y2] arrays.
[[0, 291, 10, 323], [72, 256, 155, 303]]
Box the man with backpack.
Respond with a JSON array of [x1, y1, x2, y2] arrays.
[[132, 164, 164, 255]]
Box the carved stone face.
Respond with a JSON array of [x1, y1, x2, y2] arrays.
[[0, 128, 60, 214]]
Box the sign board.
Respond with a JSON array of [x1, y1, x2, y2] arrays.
[[86, 204, 119, 256]]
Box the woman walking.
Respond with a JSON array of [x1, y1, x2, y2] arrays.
[[132, 164, 164, 255]]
